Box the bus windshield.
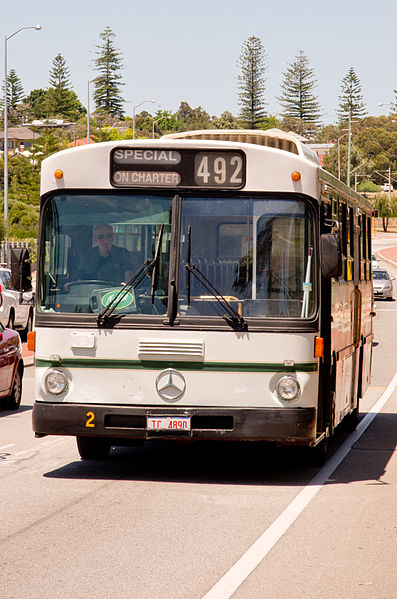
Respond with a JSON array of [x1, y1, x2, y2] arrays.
[[179, 196, 315, 319], [39, 193, 172, 315], [38, 193, 315, 320]]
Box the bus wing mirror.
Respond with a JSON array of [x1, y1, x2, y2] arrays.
[[321, 233, 342, 279], [10, 248, 33, 292]]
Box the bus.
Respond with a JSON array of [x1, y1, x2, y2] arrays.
[[31, 129, 374, 460]]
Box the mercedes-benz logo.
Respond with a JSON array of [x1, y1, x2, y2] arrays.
[[155, 369, 186, 401]]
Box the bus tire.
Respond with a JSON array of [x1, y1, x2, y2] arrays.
[[76, 436, 111, 460], [308, 438, 328, 467], [344, 401, 360, 432]]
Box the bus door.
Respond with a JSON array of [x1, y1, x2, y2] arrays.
[[351, 207, 362, 410]]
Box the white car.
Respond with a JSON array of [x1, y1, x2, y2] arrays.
[[380, 183, 393, 192], [0, 267, 33, 339], [371, 254, 378, 269]]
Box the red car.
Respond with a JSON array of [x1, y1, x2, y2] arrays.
[[0, 322, 24, 410]]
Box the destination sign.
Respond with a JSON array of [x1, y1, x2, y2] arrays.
[[113, 149, 181, 165], [110, 147, 245, 189], [113, 171, 181, 186]]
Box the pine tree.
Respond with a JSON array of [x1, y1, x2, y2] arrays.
[[1, 69, 24, 113], [49, 54, 71, 90], [337, 67, 367, 123], [93, 27, 124, 117], [7, 69, 24, 108], [43, 54, 85, 121], [237, 36, 267, 129], [278, 50, 321, 135]]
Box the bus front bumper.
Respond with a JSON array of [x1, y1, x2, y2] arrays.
[[33, 402, 317, 445]]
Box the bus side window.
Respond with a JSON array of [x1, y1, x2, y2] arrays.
[[367, 216, 372, 277], [361, 215, 367, 280]]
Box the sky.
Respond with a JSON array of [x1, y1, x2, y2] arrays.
[[3, 0, 397, 125]]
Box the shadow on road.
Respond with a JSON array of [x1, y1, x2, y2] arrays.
[[43, 413, 397, 487], [0, 404, 32, 416]]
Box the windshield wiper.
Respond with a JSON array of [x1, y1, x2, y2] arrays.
[[185, 225, 247, 330], [151, 224, 164, 303], [97, 225, 165, 327]]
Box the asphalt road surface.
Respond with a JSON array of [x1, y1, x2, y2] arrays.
[[1, 238, 397, 599]]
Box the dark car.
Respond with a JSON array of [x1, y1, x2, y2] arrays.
[[373, 268, 394, 300], [0, 322, 24, 410]]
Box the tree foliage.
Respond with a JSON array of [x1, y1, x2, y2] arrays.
[[373, 193, 397, 232], [211, 111, 240, 129], [278, 50, 321, 136], [93, 27, 124, 117], [177, 102, 211, 130], [24, 88, 48, 119], [337, 67, 366, 124], [6, 69, 24, 109], [237, 36, 267, 129], [42, 54, 86, 121]]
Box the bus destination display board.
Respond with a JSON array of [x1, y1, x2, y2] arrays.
[[110, 148, 245, 189]]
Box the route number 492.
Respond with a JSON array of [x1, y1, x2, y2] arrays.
[[194, 152, 244, 188]]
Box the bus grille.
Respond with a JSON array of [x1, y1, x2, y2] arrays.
[[138, 340, 204, 361]]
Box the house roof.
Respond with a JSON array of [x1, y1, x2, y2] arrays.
[[0, 126, 40, 141], [67, 137, 96, 147]]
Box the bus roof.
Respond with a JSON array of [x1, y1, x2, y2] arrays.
[[161, 129, 321, 165]]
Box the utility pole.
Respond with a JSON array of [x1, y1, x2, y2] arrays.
[[347, 107, 352, 187]]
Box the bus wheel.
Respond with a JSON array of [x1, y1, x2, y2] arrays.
[[344, 401, 360, 432], [76, 437, 111, 460], [308, 438, 328, 467]]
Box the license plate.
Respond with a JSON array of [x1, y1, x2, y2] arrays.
[[147, 415, 191, 431]]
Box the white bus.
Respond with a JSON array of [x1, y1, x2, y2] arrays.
[[31, 130, 374, 459]]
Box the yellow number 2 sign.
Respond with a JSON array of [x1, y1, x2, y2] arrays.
[[85, 411, 95, 428]]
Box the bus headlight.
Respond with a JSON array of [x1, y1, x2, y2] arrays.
[[44, 370, 68, 395], [276, 375, 301, 401]]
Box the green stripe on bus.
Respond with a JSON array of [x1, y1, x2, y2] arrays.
[[35, 358, 318, 373]]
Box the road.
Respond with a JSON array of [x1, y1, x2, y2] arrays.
[[1, 239, 397, 599]]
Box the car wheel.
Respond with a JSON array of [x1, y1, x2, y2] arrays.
[[76, 436, 111, 460], [2, 367, 23, 410], [7, 310, 15, 330]]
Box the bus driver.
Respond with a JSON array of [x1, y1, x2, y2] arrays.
[[79, 224, 134, 284]]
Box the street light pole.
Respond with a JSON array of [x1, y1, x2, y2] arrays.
[[152, 117, 162, 139], [87, 79, 95, 144], [132, 99, 155, 140], [337, 133, 348, 180], [3, 24, 41, 264]]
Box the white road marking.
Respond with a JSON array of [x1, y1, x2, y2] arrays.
[[0, 438, 71, 462], [13, 438, 70, 458], [0, 444, 15, 451], [202, 369, 397, 599]]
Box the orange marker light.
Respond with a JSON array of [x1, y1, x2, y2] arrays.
[[291, 171, 301, 182], [54, 169, 63, 179], [314, 336, 324, 358], [27, 331, 36, 352]]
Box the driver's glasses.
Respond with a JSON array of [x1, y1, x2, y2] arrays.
[[95, 234, 113, 240]]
